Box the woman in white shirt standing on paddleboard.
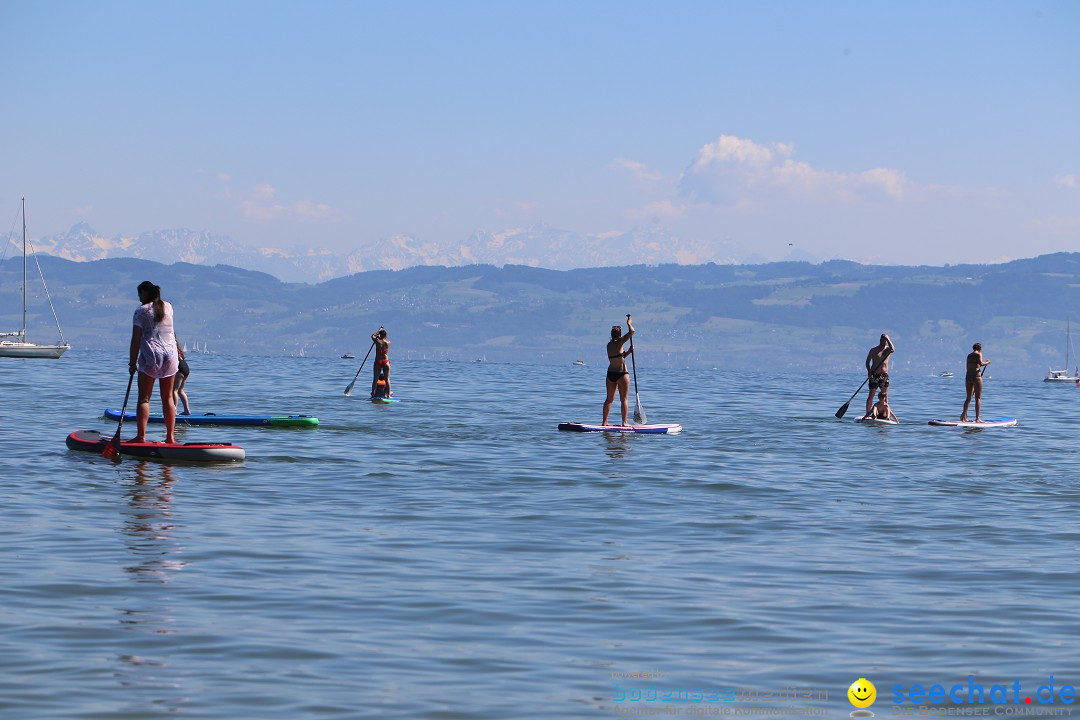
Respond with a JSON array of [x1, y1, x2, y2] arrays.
[[602, 317, 635, 426], [128, 281, 179, 444]]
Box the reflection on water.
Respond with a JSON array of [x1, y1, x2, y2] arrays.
[[116, 461, 186, 710], [123, 462, 182, 585], [603, 432, 633, 460]]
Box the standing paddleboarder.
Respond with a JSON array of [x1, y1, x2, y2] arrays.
[[128, 281, 180, 444], [961, 342, 991, 423], [602, 317, 635, 426], [863, 333, 895, 419], [370, 327, 392, 398]]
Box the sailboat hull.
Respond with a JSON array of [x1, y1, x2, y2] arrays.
[[0, 341, 69, 358]]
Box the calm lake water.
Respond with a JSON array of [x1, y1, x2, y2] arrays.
[[1, 351, 1078, 719]]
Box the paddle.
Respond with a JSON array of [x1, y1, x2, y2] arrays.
[[103, 371, 136, 461], [627, 314, 646, 425], [343, 339, 376, 396], [835, 347, 892, 419]]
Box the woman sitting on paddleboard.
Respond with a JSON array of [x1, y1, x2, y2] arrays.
[[128, 281, 179, 444], [370, 327, 391, 398], [602, 317, 634, 426]]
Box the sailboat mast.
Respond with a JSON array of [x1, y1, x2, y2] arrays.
[[21, 198, 27, 339]]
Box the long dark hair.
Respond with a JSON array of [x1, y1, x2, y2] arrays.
[[137, 281, 166, 322]]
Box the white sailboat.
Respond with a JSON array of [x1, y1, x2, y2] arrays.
[[1044, 319, 1079, 382], [0, 199, 70, 359]]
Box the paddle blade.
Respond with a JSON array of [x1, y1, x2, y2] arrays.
[[102, 435, 121, 461], [344, 380, 356, 397], [834, 401, 850, 419], [633, 395, 647, 425]]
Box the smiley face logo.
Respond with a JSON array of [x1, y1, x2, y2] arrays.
[[848, 678, 877, 709]]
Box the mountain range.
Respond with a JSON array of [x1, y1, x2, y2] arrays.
[[1, 251, 1077, 378], [3, 222, 791, 284]]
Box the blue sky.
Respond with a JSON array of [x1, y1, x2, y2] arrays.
[[3, 0, 1077, 266]]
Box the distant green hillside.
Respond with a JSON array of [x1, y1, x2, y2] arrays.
[[2, 253, 1077, 377]]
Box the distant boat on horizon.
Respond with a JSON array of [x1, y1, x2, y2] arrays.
[[0, 198, 70, 359], [341, 352, 356, 359], [1044, 319, 1079, 383], [573, 359, 585, 365]]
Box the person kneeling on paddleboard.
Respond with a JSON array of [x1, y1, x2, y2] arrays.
[[370, 327, 391, 398], [867, 391, 899, 423]]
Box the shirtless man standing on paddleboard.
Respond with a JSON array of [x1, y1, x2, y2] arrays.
[[961, 342, 991, 422], [864, 333, 895, 418]]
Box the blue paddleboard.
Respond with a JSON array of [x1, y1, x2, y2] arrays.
[[104, 409, 318, 427]]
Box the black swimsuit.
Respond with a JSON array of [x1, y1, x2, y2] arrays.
[[606, 369, 629, 383]]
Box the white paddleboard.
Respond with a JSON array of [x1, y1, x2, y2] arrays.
[[558, 422, 682, 434], [855, 417, 900, 426], [928, 417, 1017, 428]]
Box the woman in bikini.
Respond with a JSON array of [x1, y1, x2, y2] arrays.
[[602, 317, 635, 426], [961, 342, 990, 422], [128, 281, 179, 444], [370, 327, 391, 397]]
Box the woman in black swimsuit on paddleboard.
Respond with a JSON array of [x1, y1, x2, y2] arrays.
[[602, 317, 634, 426]]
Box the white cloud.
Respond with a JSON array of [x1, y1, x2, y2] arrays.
[[612, 157, 664, 184], [252, 184, 277, 202], [294, 200, 331, 218], [858, 168, 908, 200], [626, 199, 685, 221], [1054, 174, 1077, 189], [242, 200, 284, 221], [242, 184, 332, 222], [678, 134, 910, 205], [690, 135, 785, 172]]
